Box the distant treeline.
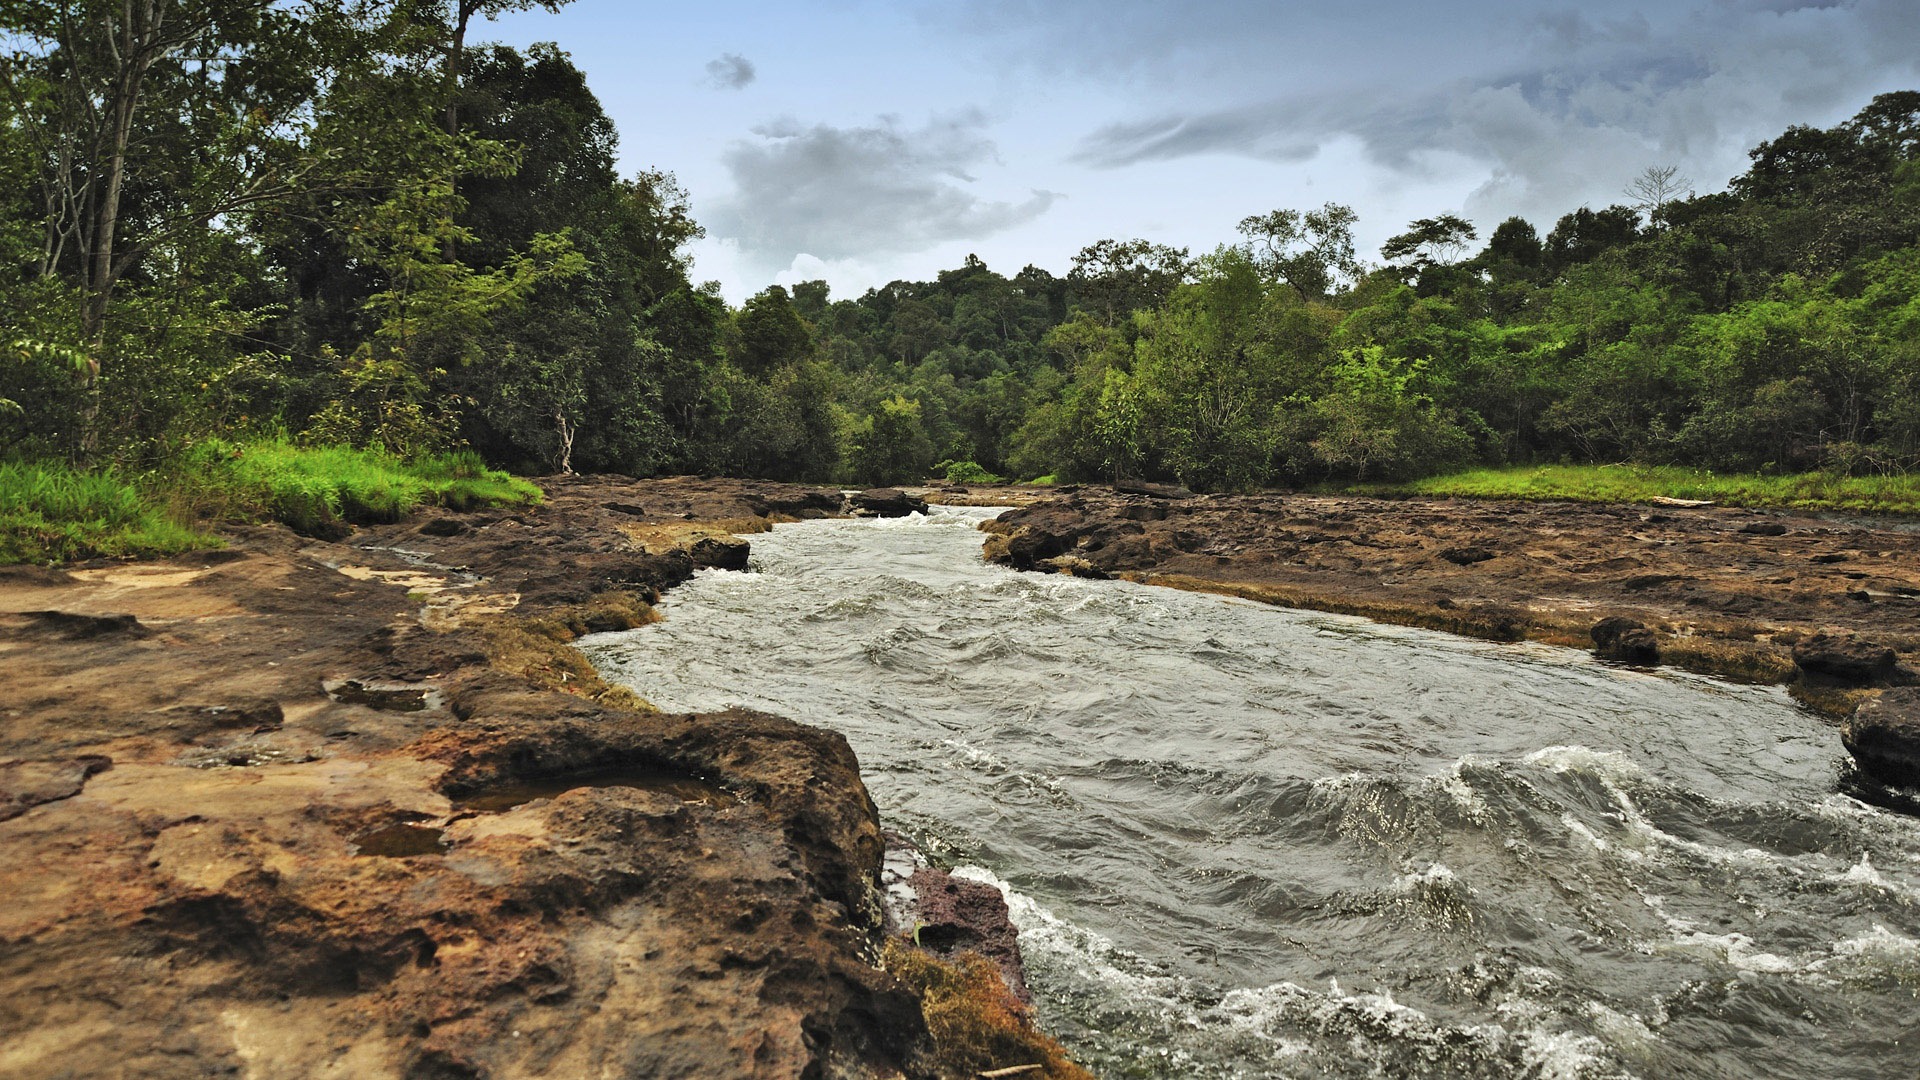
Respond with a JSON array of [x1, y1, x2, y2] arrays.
[[3, 3, 1916, 490]]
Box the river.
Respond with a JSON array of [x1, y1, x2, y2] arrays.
[[579, 507, 1920, 1079]]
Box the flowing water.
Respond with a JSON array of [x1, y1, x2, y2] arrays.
[[580, 507, 1920, 1079]]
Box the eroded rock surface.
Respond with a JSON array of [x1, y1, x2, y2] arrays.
[[0, 476, 1024, 1080], [983, 487, 1920, 698]]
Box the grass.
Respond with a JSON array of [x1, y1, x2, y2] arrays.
[[0, 460, 216, 564], [1351, 464, 1920, 516], [2, 440, 544, 565], [881, 938, 1093, 1080], [171, 439, 543, 534]]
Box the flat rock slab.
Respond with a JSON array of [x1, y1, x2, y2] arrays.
[[0, 476, 949, 1080]]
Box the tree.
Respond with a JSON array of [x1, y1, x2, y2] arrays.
[[1624, 165, 1693, 230], [1380, 214, 1478, 269], [2, 0, 385, 453], [1542, 206, 1641, 274], [1236, 202, 1360, 300], [731, 285, 812, 375], [1066, 238, 1190, 325]]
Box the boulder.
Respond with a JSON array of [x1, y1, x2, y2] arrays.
[[1591, 617, 1659, 665], [1843, 688, 1920, 788], [850, 488, 928, 517], [687, 534, 750, 571], [1793, 631, 1914, 686]]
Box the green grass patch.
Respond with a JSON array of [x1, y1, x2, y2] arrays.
[[0, 460, 216, 564], [3, 441, 543, 565], [1351, 464, 1920, 516], [170, 439, 542, 534]]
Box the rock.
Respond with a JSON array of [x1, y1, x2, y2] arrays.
[[1437, 546, 1496, 566], [1113, 478, 1195, 499], [687, 534, 750, 570], [1591, 617, 1659, 664], [0, 755, 111, 822], [1793, 631, 1914, 686], [15, 610, 149, 640], [1843, 688, 1920, 787], [849, 488, 928, 517], [1741, 521, 1790, 536], [1039, 554, 1110, 580], [906, 867, 1031, 1004]]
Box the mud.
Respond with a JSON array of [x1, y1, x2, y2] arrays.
[[981, 487, 1920, 711], [0, 476, 1072, 1080]]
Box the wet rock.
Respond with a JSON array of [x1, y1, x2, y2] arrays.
[[1793, 632, 1915, 687], [906, 868, 1031, 1004], [850, 488, 928, 517], [1843, 688, 1920, 787], [686, 534, 750, 570], [1039, 554, 1110, 580], [1591, 617, 1659, 664], [1437, 546, 1496, 566], [13, 610, 148, 639]]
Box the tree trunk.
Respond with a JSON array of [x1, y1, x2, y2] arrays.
[[76, 2, 166, 458]]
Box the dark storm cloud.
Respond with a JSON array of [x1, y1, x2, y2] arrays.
[[941, 0, 1920, 221], [705, 53, 756, 90], [708, 112, 1061, 262]]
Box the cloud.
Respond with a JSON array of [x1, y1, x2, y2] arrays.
[[706, 112, 1062, 265], [704, 52, 756, 90], [946, 0, 1920, 225]]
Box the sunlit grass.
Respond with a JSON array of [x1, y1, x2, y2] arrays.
[[0, 461, 216, 564], [2, 441, 544, 565], [171, 439, 543, 533], [1351, 464, 1920, 516]]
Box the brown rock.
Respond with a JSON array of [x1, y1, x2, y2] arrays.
[[1793, 632, 1913, 686], [1591, 617, 1660, 665], [1844, 688, 1920, 788], [850, 488, 929, 517]]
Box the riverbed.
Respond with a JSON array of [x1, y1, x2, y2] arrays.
[[582, 507, 1920, 1079]]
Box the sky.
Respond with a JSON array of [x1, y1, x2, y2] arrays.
[[482, 0, 1920, 304]]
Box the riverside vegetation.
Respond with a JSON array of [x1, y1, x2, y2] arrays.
[[3, 2, 1920, 544]]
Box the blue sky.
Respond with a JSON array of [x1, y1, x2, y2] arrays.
[[483, 0, 1920, 303]]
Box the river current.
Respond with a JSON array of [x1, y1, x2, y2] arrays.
[[580, 507, 1920, 1079]]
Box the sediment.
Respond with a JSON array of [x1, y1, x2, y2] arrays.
[[0, 476, 1072, 1080], [975, 486, 1920, 721]]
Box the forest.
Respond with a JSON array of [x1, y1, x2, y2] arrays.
[[3, 1, 1919, 555]]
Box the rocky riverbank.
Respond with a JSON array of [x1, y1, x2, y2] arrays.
[[976, 485, 1920, 773], [0, 476, 1076, 1080]]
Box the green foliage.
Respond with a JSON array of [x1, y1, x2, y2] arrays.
[[847, 396, 936, 485], [936, 459, 1004, 484], [1, 0, 1916, 513], [171, 439, 540, 534], [0, 461, 215, 565], [1365, 464, 1920, 516]]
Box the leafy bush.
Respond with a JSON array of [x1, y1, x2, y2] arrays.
[[936, 459, 1004, 484]]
